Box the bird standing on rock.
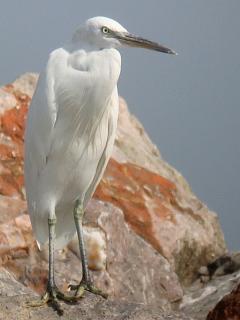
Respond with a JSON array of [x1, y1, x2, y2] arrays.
[[24, 16, 176, 310]]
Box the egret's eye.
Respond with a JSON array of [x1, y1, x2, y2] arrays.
[[102, 26, 110, 34]]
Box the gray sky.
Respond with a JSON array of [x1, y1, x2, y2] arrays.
[[0, 1, 239, 250]]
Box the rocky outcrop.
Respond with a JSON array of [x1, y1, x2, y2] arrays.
[[0, 267, 192, 320], [0, 73, 226, 283], [0, 73, 233, 318], [1, 257, 240, 320], [0, 196, 182, 309], [181, 269, 240, 320], [99, 98, 226, 284]]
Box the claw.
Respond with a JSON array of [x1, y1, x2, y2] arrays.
[[68, 283, 79, 291]]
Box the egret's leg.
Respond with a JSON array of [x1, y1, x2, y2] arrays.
[[26, 214, 75, 312], [68, 200, 108, 299], [48, 215, 56, 290]]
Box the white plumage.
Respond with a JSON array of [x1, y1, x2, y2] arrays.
[[24, 16, 176, 250], [24, 18, 122, 249], [24, 16, 176, 307]]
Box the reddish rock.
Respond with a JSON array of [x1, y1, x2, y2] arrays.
[[0, 73, 226, 297], [0, 197, 183, 309], [95, 158, 177, 255], [207, 282, 240, 320], [73, 200, 183, 307], [95, 154, 226, 284], [0, 268, 191, 320], [0, 195, 26, 225], [0, 197, 28, 263], [0, 81, 32, 199]]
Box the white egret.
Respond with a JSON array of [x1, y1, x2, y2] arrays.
[[24, 16, 176, 310]]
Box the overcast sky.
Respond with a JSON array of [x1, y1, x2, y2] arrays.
[[0, 0, 239, 250]]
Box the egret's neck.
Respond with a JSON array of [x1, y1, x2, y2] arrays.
[[67, 40, 103, 53]]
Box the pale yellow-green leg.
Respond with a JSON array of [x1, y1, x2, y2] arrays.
[[68, 200, 108, 299], [26, 215, 76, 314]]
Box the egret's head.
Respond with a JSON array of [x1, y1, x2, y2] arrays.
[[73, 16, 177, 55]]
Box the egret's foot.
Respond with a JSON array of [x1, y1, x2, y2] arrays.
[[68, 281, 108, 300], [25, 284, 76, 314]]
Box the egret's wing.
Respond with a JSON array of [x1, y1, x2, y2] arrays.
[[24, 67, 57, 209], [25, 48, 90, 202], [24, 48, 91, 246], [83, 90, 119, 207], [25, 47, 120, 247], [55, 92, 119, 249]]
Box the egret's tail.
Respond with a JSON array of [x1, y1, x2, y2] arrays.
[[30, 204, 76, 250]]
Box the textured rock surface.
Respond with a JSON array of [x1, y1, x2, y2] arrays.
[[95, 157, 226, 285], [104, 97, 226, 284], [77, 200, 182, 305], [0, 268, 191, 320], [0, 267, 191, 320], [207, 272, 240, 320], [0, 73, 227, 285], [180, 270, 240, 320], [0, 267, 33, 296], [0, 74, 231, 316], [0, 197, 182, 309], [1, 262, 240, 320], [0, 297, 194, 320], [1, 265, 240, 320], [0, 295, 194, 320], [98, 98, 227, 284], [0, 74, 36, 199], [207, 281, 240, 320]]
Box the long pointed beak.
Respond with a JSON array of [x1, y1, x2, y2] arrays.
[[115, 32, 177, 55]]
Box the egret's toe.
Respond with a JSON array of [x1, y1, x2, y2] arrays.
[[25, 284, 75, 314], [68, 281, 108, 299]]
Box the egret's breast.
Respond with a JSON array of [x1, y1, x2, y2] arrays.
[[92, 48, 121, 85], [68, 50, 90, 72], [68, 48, 121, 89]]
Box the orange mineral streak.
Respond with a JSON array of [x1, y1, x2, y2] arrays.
[[0, 85, 30, 199], [95, 158, 177, 254]]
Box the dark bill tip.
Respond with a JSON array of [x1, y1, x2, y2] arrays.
[[155, 46, 178, 55]]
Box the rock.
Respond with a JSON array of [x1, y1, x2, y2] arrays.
[[95, 157, 226, 284], [0, 80, 30, 199], [98, 97, 227, 284], [0, 195, 26, 224], [180, 269, 240, 320], [0, 73, 229, 312], [12, 73, 38, 98], [207, 281, 240, 320], [0, 195, 28, 261], [82, 200, 182, 306], [0, 74, 227, 285], [2, 267, 185, 320], [0, 296, 193, 320], [198, 252, 240, 282], [2, 264, 240, 320], [0, 73, 37, 199], [0, 267, 33, 296], [1, 198, 183, 309], [0, 266, 191, 320]]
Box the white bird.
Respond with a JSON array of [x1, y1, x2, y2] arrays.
[[24, 16, 176, 310]]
